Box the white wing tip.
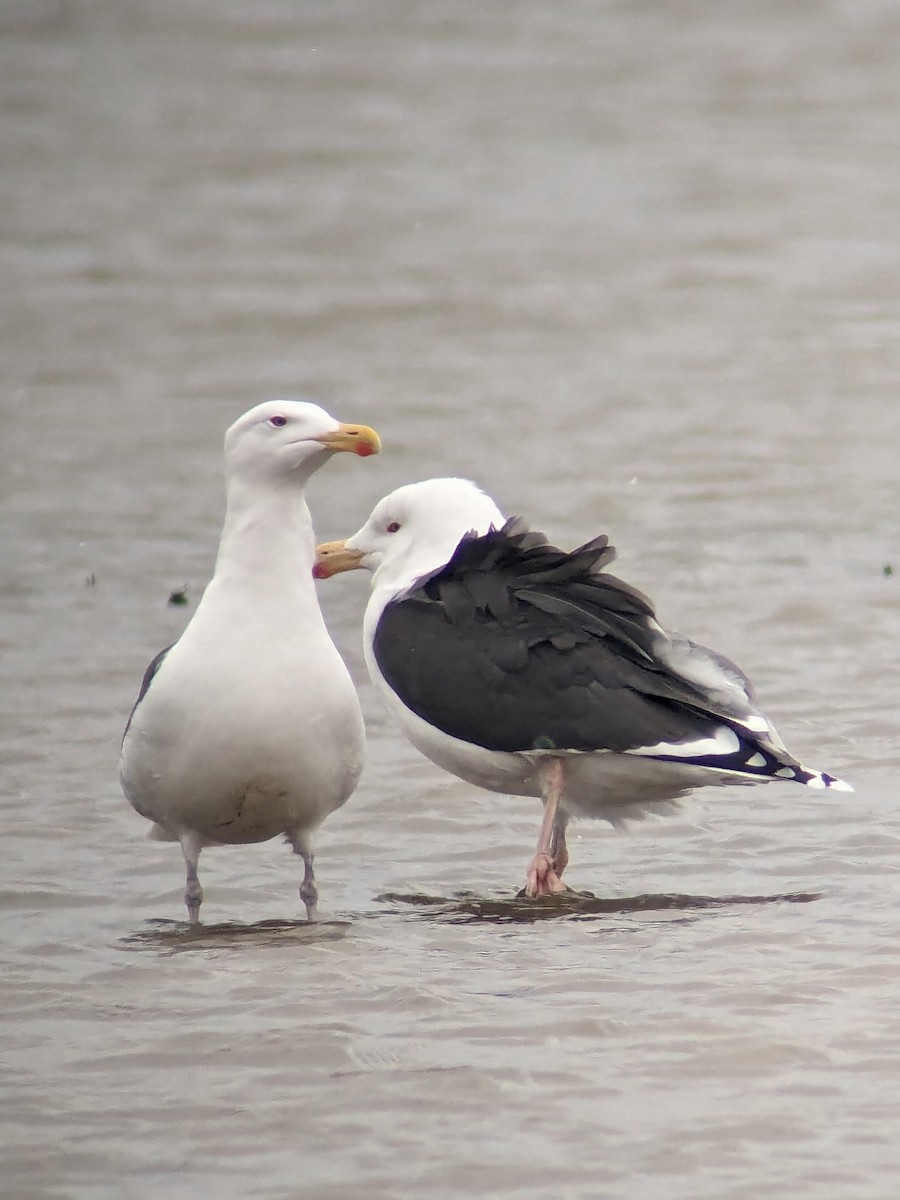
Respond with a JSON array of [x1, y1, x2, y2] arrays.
[[806, 771, 853, 793]]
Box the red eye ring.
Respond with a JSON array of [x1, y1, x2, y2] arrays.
[[269, 415, 287, 428], [386, 521, 401, 533]]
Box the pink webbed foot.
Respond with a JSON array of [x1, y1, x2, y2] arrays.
[[524, 851, 569, 897]]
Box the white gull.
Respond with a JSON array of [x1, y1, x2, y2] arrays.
[[120, 399, 380, 923]]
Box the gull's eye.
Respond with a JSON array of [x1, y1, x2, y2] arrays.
[[268, 415, 288, 428], [386, 521, 401, 534]]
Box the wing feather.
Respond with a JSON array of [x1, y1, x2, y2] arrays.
[[373, 522, 781, 756]]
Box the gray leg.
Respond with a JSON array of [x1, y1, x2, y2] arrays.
[[180, 832, 203, 925], [289, 836, 318, 921]]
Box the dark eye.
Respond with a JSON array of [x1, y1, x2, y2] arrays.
[[269, 415, 287, 428], [386, 521, 401, 533]]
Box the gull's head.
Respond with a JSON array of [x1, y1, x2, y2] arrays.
[[224, 398, 380, 485], [314, 477, 506, 594]]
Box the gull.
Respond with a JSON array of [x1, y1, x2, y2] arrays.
[[120, 399, 380, 922], [315, 477, 851, 897]]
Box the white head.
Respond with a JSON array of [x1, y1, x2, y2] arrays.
[[224, 398, 380, 487], [315, 477, 506, 595]]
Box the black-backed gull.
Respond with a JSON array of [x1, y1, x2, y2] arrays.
[[314, 477, 850, 897]]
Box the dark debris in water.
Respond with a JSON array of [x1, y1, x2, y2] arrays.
[[374, 889, 821, 925], [120, 917, 351, 952], [167, 585, 190, 607]]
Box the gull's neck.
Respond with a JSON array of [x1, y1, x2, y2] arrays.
[[212, 473, 317, 602]]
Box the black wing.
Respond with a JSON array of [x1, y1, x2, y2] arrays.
[[122, 643, 174, 742], [374, 522, 767, 757]]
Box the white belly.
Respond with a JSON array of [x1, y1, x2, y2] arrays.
[[377, 673, 762, 824], [121, 631, 365, 846]]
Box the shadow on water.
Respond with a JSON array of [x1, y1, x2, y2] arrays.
[[119, 892, 823, 946], [374, 889, 822, 926], [120, 917, 351, 952]]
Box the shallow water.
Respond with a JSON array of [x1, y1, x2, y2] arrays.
[[2, 1, 899, 1197]]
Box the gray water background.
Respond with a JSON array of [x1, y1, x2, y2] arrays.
[[2, 2, 898, 1197]]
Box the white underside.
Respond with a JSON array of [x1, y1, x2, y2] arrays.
[[376, 677, 769, 820], [121, 586, 364, 851], [362, 608, 775, 826]]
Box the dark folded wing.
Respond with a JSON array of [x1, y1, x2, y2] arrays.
[[375, 524, 757, 756]]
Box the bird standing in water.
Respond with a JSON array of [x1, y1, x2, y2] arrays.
[[315, 477, 851, 897], [121, 399, 380, 923]]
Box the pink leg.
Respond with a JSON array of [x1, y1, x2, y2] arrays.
[[525, 759, 570, 897], [550, 806, 570, 878]]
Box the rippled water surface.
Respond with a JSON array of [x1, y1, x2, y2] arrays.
[[3, 2, 899, 1197]]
